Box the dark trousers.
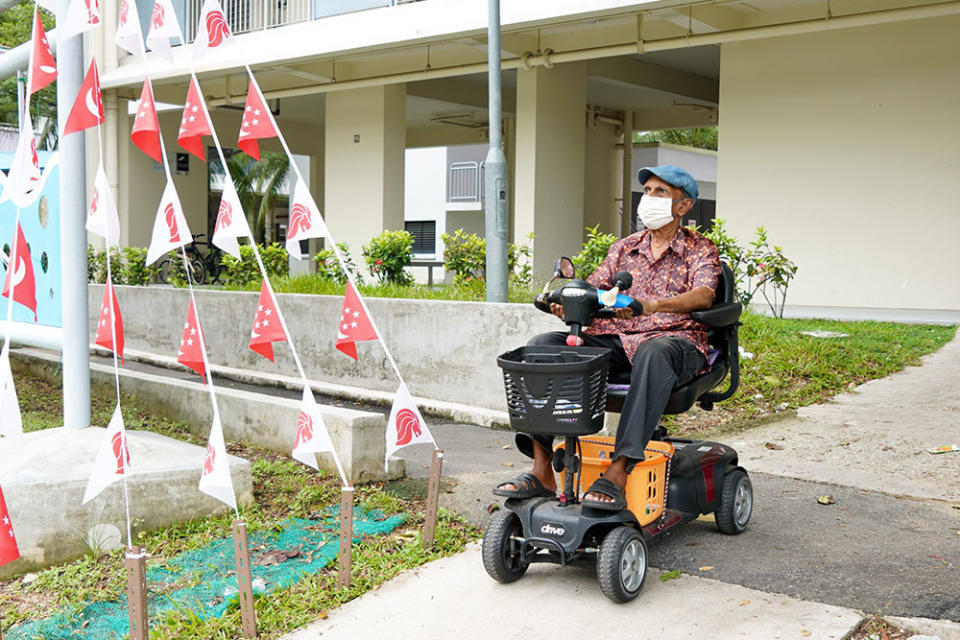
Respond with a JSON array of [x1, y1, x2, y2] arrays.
[[517, 333, 705, 465]]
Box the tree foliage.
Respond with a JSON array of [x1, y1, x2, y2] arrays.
[[214, 151, 291, 244], [0, 2, 57, 132], [635, 127, 718, 151]]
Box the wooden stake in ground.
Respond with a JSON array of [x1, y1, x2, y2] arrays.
[[423, 448, 444, 549], [338, 487, 354, 588], [232, 520, 258, 638], [125, 546, 148, 640]]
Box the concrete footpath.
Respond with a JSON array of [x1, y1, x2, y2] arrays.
[[281, 331, 960, 640]]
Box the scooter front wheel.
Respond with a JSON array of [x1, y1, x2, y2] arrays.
[[597, 526, 647, 603], [482, 510, 529, 583]]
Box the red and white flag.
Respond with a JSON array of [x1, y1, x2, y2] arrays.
[[0, 484, 20, 567], [237, 77, 278, 161], [86, 163, 120, 247], [286, 179, 329, 259], [2, 223, 37, 322], [193, 0, 233, 59], [178, 76, 212, 161], [335, 281, 378, 360], [177, 296, 206, 377], [131, 78, 162, 163], [0, 345, 23, 441], [95, 281, 125, 364], [61, 0, 102, 41], [198, 414, 236, 509], [385, 382, 435, 470], [211, 179, 251, 259], [82, 405, 131, 504], [0, 112, 43, 208], [115, 0, 144, 58], [27, 8, 56, 96], [63, 60, 104, 137], [146, 0, 183, 63], [291, 385, 336, 470], [249, 280, 286, 362], [146, 180, 191, 266]]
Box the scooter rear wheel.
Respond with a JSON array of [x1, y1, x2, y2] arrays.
[[482, 510, 529, 583], [716, 469, 753, 534], [597, 526, 647, 603]]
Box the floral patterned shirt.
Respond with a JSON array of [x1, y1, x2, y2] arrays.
[[584, 227, 721, 365]]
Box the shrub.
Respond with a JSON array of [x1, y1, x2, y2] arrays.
[[571, 225, 617, 279], [362, 230, 414, 285], [119, 247, 156, 286], [440, 229, 533, 287], [86, 246, 122, 284], [220, 243, 290, 287], [313, 242, 361, 285]]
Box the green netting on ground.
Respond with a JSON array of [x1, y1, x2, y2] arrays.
[[8, 507, 403, 640]]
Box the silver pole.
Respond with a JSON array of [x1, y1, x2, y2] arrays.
[[57, 17, 90, 429], [484, 0, 508, 302]]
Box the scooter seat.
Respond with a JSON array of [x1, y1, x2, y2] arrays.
[[606, 359, 729, 415]]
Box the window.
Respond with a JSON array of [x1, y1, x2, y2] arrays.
[[405, 221, 437, 254]]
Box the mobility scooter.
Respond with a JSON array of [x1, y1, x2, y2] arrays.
[[482, 257, 753, 603]]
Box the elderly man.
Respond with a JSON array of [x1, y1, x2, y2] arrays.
[[495, 165, 721, 511]]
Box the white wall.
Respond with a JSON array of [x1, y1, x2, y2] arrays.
[[718, 15, 960, 312], [403, 146, 447, 256]]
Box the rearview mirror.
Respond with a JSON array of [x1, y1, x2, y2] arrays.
[[555, 257, 575, 279]]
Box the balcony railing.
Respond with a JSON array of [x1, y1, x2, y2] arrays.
[[448, 161, 485, 203]]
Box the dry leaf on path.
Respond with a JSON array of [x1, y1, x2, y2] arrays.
[[698, 566, 713, 572], [765, 442, 784, 450], [817, 495, 836, 505]]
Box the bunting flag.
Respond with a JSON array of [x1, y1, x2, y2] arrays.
[[131, 78, 163, 163], [146, 180, 191, 266], [335, 281, 378, 360], [82, 405, 131, 505], [146, 0, 183, 63], [198, 414, 236, 510], [0, 345, 23, 440], [2, 223, 38, 322], [115, 0, 144, 58], [177, 297, 206, 377], [63, 60, 104, 136], [193, 0, 233, 59], [178, 76, 212, 161], [248, 280, 286, 362], [60, 0, 102, 41], [286, 179, 329, 259], [95, 281, 125, 364], [27, 8, 57, 96], [237, 78, 278, 161], [0, 112, 43, 208], [384, 382, 435, 470], [291, 385, 336, 470], [211, 179, 251, 259], [0, 484, 20, 567], [86, 163, 120, 246]]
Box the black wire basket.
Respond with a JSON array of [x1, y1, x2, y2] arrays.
[[497, 346, 611, 436]]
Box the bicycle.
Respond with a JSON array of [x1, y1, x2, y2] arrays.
[[189, 234, 225, 285], [156, 234, 222, 285]]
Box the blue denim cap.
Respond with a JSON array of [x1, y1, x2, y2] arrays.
[[637, 165, 698, 203]]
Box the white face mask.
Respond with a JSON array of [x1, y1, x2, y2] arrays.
[[637, 195, 676, 230]]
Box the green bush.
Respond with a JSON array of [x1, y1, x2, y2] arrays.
[[119, 247, 156, 286], [362, 230, 414, 285], [86, 246, 122, 284], [440, 229, 533, 287], [571, 225, 617, 279], [313, 242, 361, 285], [220, 243, 289, 287]]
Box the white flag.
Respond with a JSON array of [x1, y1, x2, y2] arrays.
[[211, 179, 251, 259], [83, 405, 131, 504], [86, 162, 120, 247], [286, 179, 329, 260], [0, 113, 42, 208], [146, 0, 183, 63], [193, 0, 233, 59], [291, 386, 336, 470], [0, 345, 23, 441], [198, 414, 236, 510], [60, 0, 102, 41], [146, 180, 192, 266], [384, 382, 435, 471], [115, 0, 144, 58]]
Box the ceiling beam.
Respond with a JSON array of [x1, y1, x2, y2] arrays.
[[588, 58, 718, 104], [407, 76, 516, 113], [632, 105, 718, 131]]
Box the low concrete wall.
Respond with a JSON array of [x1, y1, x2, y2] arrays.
[[90, 285, 558, 412]]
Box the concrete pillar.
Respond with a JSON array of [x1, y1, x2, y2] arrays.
[[323, 85, 406, 267], [582, 118, 620, 237], [514, 62, 587, 281]]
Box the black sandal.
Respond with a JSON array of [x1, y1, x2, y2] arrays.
[[581, 477, 627, 511], [493, 472, 556, 499]]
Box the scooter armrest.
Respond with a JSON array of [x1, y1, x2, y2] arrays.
[[690, 302, 742, 328]]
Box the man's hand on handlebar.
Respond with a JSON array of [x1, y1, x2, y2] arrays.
[[550, 303, 637, 320]]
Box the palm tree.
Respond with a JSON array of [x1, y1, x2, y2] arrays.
[[222, 151, 291, 244]]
